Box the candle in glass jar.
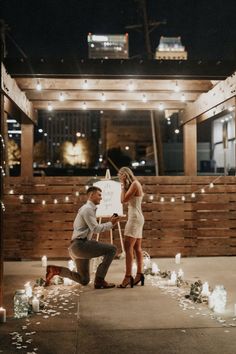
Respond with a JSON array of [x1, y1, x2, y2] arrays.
[[41, 255, 47, 267], [32, 297, 40, 312], [0, 307, 6, 323]]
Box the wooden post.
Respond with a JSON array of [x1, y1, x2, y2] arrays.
[[21, 120, 34, 177], [183, 119, 197, 176], [0, 20, 7, 306]]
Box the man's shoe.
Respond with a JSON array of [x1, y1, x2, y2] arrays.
[[45, 265, 61, 286], [94, 278, 115, 289]]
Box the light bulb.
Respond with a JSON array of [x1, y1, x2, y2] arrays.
[[121, 103, 126, 111], [82, 102, 87, 110], [59, 93, 65, 101], [158, 103, 164, 111], [175, 129, 180, 134], [209, 182, 214, 188], [191, 193, 196, 198], [174, 82, 180, 92], [83, 79, 88, 89], [181, 93, 186, 102], [160, 197, 165, 202], [48, 103, 53, 111], [36, 82, 42, 91], [181, 196, 185, 201], [171, 197, 175, 202], [101, 92, 106, 101], [201, 188, 205, 193], [142, 94, 147, 103]]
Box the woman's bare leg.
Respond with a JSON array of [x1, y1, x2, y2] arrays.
[[124, 236, 136, 275], [134, 238, 143, 273]]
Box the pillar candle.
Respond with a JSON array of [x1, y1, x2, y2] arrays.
[[0, 307, 6, 323], [32, 297, 40, 312], [41, 255, 47, 267], [175, 253, 181, 264]]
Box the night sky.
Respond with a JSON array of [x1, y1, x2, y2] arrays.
[[1, 0, 236, 60]]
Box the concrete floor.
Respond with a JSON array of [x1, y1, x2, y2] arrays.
[[1, 257, 236, 354]]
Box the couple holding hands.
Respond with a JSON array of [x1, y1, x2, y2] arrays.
[[45, 167, 145, 289]]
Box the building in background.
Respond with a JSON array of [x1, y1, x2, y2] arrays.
[[87, 33, 129, 59], [37, 110, 100, 167], [155, 36, 187, 60]]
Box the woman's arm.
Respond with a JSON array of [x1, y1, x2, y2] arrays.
[[121, 181, 139, 203]]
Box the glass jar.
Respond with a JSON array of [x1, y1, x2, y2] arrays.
[[14, 289, 29, 318]]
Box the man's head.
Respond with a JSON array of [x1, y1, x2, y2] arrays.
[[87, 186, 102, 205]]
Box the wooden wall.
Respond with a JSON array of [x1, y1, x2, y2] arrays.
[[3, 176, 236, 260]]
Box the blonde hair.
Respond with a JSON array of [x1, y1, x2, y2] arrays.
[[118, 167, 136, 190]]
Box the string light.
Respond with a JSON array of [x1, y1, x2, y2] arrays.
[[174, 82, 180, 92], [47, 103, 53, 111], [142, 94, 147, 103], [75, 191, 80, 196], [171, 197, 175, 202], [201, 188, 205, 193], [82, 79, 88, 89], [158, 103, 164, 111], [181, 196, 186, 201], [175, 129, 180, 134], [31, 198, 35, 203], [36, 81, 42, 91], [128, 81, 134, 91], [9, 189, 14, 194], [19, 195, 24, 200], [191, 193, 196, 198], [101, 92, 106, 101], [82, 102, 87, 110], [1, 201, 5, 212], [59, 93, 65, 101], [160, 197, 165, 202], [65, 196, 69, 202], [121, 103, 126, 111], [54, 199, 58, 204], [149, 195, 154, 201], [181, 93, 186, 102], [209, 182, 214, 188]]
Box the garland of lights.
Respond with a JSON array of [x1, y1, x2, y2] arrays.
[[3, 176, 223, 211]]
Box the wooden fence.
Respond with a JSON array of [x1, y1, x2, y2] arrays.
[[3, 176, 236, 260]]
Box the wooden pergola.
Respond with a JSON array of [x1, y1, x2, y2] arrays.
[[1, 58, 236, 305]]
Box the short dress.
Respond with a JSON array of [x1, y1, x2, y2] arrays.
[[124, 195, 144, 238]]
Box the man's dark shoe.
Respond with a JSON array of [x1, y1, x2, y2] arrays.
[[45, 265, 61, 286], [94, 278, 115, 289]]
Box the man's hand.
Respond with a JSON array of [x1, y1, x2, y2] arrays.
[[111, 214, 119, 225]]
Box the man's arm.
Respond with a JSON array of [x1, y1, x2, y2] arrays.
[[83, 208, 114, 234]]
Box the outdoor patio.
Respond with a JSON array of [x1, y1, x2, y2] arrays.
[[1, 256, 236, 354]]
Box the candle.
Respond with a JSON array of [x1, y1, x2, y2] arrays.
[[201, 282, 210, 296], [24, 282, 32, 297], [32, 297, 40, 312], [151, 262, 159, 275], [178, 268, 184, 279], [169, 271, 177, 285], [234, 304, 236, 316], [64, 278, 73, 286], [175, 253, 181, 264], [41, 255, 47, 267], [0, 307, 6, 323]]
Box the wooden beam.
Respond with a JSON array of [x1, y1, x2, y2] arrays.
[[183, 120, 197, 176], [33, 100, 186, 111], [21, 121, 34, 177], [15, 77, 213, 92], [1, 64, 36, 123], [181, 71, 236, 124], [26, 90, 200, 102]]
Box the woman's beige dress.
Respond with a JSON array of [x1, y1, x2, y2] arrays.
[[124, 195, 144, 238]]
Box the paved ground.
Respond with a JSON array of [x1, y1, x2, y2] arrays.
[[1, 257, 236, 354]]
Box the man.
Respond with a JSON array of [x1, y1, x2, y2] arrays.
[[45, 186, 119, 289]]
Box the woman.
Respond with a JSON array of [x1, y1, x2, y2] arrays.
[[117, 167, 145, 288]]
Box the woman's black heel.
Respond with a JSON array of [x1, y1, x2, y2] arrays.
[[117, 275, 134, 288], [134, 273, 145, 286]]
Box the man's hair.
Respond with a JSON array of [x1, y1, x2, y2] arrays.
[[86, 186, 102, 195]]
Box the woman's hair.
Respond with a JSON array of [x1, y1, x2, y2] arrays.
[[118, 167, 136, 189]]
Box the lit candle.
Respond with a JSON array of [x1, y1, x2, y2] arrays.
[[169, 271, 177, 285], [0, 307, 6, 323], [151, 262, 159, 275], [41, 255, 47, 267], [201, 282, 210, 296], [64, 278, 73, 286], [24, 282, 32, 297], [175, 253, 181, 264], [178, 268, 184, 279], [32, 297, 40, 312]]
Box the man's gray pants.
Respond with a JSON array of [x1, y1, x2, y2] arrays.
[[59, 239, 117, 285]]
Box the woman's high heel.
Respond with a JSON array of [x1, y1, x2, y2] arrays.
[[134, 273, 145, 286], [117, 275, 134, 288]]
